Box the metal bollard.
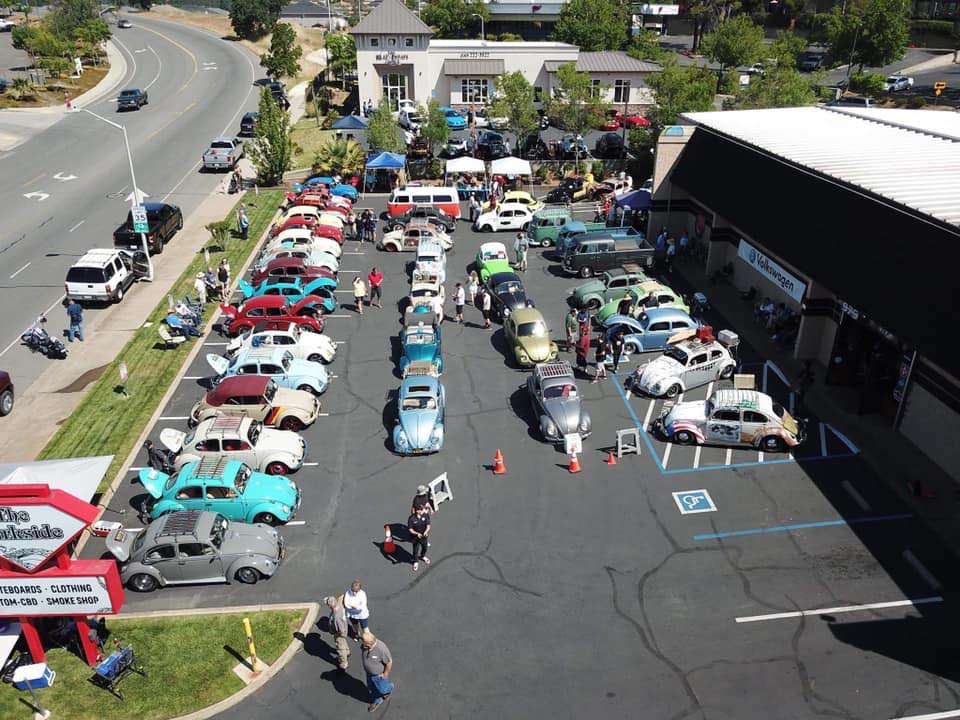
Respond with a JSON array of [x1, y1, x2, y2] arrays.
[[242, 617, 261, 672]]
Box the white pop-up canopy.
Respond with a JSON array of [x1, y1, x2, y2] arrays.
[[445, 156, 485, 174], [490, 156, 532, 176]]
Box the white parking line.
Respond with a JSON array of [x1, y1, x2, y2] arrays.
[[159, 416, 189, 421], [661, 441, 672, 469], [68, 219, 86, 233], [757, 450, 764, 463], [890, 708, 960, 720], [819, 422, 828, 457], [325, 314, 353, 318], [693, 445, 702, 469], [128, 467, 146, 472], [343, 251, 365, 255], [286, 520, 306, 526], [334, 341, 347, 345], [318, 412, 330, 417], [640, 401, 655, 429], [302, 462, 319, 466], [329, 374, 338, 378], [735, 596, 943, 624], [182, 376, 205, 380], [334, 290, 353, 294], [903, 550, 942, 591], [204, 342, 229, 347], [9, 262, 30, 279], [724, 449, 732, 465], [841, 480, 872, 512]]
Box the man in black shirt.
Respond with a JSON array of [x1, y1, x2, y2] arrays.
[[408, 509, 431, 572], [617, 295, 633, 317]]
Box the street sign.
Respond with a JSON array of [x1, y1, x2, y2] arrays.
[[934, 81, 946, 97], [672, 489, 717, 515], [132, 205, 148, 234]]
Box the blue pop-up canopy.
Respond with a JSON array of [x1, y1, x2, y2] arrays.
[[332, 114, 369, 130], [616, 189, 652, 210], [365, 151, 406, 169]]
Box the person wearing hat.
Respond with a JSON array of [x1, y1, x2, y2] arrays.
[[407, 505, 430, 572], [411, 484, 433, 515], [324, 595, 351, 670], [193, 271, 207, 306]]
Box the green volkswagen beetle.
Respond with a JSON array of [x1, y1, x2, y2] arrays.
[[570, 266, 648, 310], [594, 281, 689, 325], [475, 241, 512, 283], [504, 308, 559, 367]]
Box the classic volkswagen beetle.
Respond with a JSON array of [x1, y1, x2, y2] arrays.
[[399, 315, 443, 376], [475, 241, 512, 283], [653, 388, 806, 452], [602, 308, 701, 360], [594, 281, 688, 325], [206, 346, 328, 396], [526, 361, 591, 443], [504, 308, 559, 367], [219, 295, 325, 336], [138, 456, 301, 525], [404, 269, 445, 317], [189, 375, 320, 430], [226, 320, 336, 364], [392, 374, 446, 454], [629, 328, 738, 398], [486, 271, 534, 320], [378, 222, 454, 252]]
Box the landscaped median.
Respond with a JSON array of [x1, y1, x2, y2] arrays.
[[0, 606, 313, 720], [38, 189, 285, 493]]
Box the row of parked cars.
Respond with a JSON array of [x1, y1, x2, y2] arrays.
[[105, 182, 357, 592]]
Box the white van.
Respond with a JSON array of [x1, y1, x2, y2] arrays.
[[64, 248, 148, 304]]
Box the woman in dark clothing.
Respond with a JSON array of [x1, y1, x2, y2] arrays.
[[575, 330, 590, 374]]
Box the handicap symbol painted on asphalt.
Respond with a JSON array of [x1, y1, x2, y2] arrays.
[[672, 489, 717, 515]]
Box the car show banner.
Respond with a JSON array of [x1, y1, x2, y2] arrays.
[[737, 239, 808, 304], [0, 562, 124, 616]]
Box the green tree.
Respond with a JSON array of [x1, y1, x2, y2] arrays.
[[488, 70, 538, 149], [366, 101, 405, 153], [260, 22, 302, 80], [733, 67, 817, 108], [825, 0, 909, 72], [17, 3, 32, 20], [419, 99, 450, 156], [545, 62, 610, 142], [701, 14, 765, 89], [848, 70, 886, 96], [421, 0, 488, 39], [133, 0, 153, 9], [553, 0, 628, 51], [230, 0, 278, 41], [312, 137, 366, 176], [250, 86, 294, 185], [47, 0, 98, 37], [646, 54, 715, 128], [627, 29, 666, 62], [769, 29, 806, 68], [324, 33, 356, 90], [8, 77, 36, 101]]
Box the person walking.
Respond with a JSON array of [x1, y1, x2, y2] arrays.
[[217, 259, 231, 297], [593, 335, 608, 383], [193, 272, 207, 306], [564, 307, 578, 352], [480, 287, 492, 328], [361, 631, 394, 712], [453, 282, 465, 324], [367, 268, 384, 308], [346, 210, 357, 240], [610, 329, 625, 374], [665, 239, 676, 273], [408, 506, 431, 571], [514, 233, 528, 272], [343, 580, 370, 640], [65, 298, 84, 342], [467, 271, 479, 305], [353, 275, 367, 314], [324, 595, 351, 671], [575, 327, 590, 375], [469, 194, 481, 224]]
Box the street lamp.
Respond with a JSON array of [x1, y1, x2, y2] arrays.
[[77, 107, 154, 281], [845, 22, 863, 86], [472, 12, 485, 41]]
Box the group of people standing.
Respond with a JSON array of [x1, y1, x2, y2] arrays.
[[566, 307, 627, 382]]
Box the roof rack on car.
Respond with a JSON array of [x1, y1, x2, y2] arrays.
[[536, 360, 574, 379], [194, 456, 231, 478], [210, 416, 245, 432], [157, 509, 203, 537]]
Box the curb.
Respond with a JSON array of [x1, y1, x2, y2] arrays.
[[113, 602, 320, 720], [897, 50, 956, 76], [73, 198, 283, 559]]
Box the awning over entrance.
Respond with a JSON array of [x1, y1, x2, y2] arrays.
[[443, 59, 505, 76]]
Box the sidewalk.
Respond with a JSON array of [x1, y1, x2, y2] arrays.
[[0, 159, 256, 462], [673, 259, 960, 552]]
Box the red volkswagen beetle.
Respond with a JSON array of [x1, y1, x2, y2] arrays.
[[251, 256, 337, 286], [219, 295, 326, 336]]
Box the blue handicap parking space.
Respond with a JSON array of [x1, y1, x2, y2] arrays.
[[672, 489, 717, 515]]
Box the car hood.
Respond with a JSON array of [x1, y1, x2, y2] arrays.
[[663, 399, 707, 425], [261, 427, 306, 459], [403, 342, 440, 363], [398, 409, 440, 448], [636, 356, 684, 389], [497, 288, 529, 309], [274, 386, 319, 414], [139, 467, 171, 499], [289, 358, 328, 386], [246, 472, 300, 506], [542, 397, 582, 434], [105, 526, 142, 563], [223, 521, 282, 556], [517, 335, 552, 361]]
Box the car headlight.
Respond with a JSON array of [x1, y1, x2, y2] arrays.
[[431, 427, 442, 441], [543, 419, 557, 436], [650, 381, 662, 394], [288, 480, 296, 490], [502, 307, 511, 317], [281, 505, 290, 513], [580, 414, 591, 432], [397, 431, 408, 446]]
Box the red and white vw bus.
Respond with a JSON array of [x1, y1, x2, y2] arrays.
[[386, 186, 461, 220]]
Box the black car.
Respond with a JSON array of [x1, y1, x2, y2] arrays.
[[798, 52, 823, 72], [269, 81, 290, 109], [544, 178, 584, 205], [476, 131, 510, 161], [485, 271, 534, 320], [239, 111, 259, 136], [117, 88, 148, 111], [113, 202, 183, 255], [594, 132, 625, 159], [386, 205, 457, 234], [520, 132, 549, 160]]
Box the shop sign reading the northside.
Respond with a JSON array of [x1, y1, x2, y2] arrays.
[[0, 490, 97, 573], [737, 239, 807, 303]]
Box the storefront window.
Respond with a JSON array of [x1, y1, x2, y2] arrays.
[[370, 38, 379, 47], [405, 37, 415, 47], [534, 86, 542, 102], [381, 73, 408, 110], [614, 80, 630, 104], [461, 78, 489, 104], [590, 79, 602, 98]]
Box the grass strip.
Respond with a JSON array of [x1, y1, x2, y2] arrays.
[[0, 609, 306, 720], [38, 189, 284, 493]]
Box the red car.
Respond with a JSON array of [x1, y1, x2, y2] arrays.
[[284, 191, 329, 207], [0, 370, 13, 417], [219, 295, 326, 336], [251, 256, 337, 286], [270, 215, 318, 238], [620, 112, 651, 129], [601, 111, 621, 131], [311, 224, 344, 243]]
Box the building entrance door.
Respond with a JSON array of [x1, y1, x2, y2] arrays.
[[381, 73, 408, 111]]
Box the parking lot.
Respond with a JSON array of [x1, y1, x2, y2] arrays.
[[82, 195, 960, 719]]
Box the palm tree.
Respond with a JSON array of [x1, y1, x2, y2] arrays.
[[312, 137, 366, 177]]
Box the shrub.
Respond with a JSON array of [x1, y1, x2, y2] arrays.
[[910, 19, 953, 34], [590, 160, 604, 178], [907, 95, 927, 108]]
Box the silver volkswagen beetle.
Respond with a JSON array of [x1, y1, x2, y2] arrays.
[[526, 360, 591, 443]]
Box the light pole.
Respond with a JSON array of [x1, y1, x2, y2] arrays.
[[78, 107, 154, 281], [845, 22, 863, 86], [472, 13, 485, 41]]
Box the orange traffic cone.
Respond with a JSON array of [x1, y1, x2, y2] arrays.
[[606, 451, 617, 466], [493, 449, 506, 474], [383, 525, 396, 554], [568, 451, 582, 473]]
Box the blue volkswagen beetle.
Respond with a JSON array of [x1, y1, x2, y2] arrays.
[[292, 175, 335, 194], [393, 375, 445, 454], [603, 307, 701, 362], [207, 346, 329, 395], [238, 277, 338, 314], [440, 106, 467, 130], [399, 314, 443, 376], [331, 183, 359, 201]]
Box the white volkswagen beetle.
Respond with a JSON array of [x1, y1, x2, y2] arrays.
[[226, 320, 337, 364], [474, 203, 534, 233], [629, 329, 738, 398], [378, 223, 454, 252]]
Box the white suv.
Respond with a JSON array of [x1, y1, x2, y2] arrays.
[[64, 248, 146, 304]]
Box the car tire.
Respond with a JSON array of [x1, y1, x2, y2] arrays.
[[673, 430, 696, 445], [586, 299, 601, 311], [0, 389, 13, 417], [540, 238, 551, 248], [385, 244, 397, 252], [177, 215, 183, 230], [579, 266, 593, 278], [279, 416, 304, 431], [719, 364, 735, 380], [235, 567, 260, 585], [307, 352, 326, 364], [265, 461, 290, 476], [482, 225, 493, 233], [761, 435, 784, 452], [254, 512, 281, 526], [521, 222, 529, 231], [297, 383, 319, 396], [129, 573, 159, 593], [665, 383, 681, 398], [114, 286, 124, 304], [392, 223, 404, 232]]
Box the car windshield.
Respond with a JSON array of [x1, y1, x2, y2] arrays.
[[543, 384, 577, 399], [120, 90, 138, 97], [517, 321, 546, 337], [133, 530, 146, 553], [281, 352, 293, 371], [264, 380, 277, 401], [247, 422, 261, 446], [445, 110, 458, 117], [406, 330, 435, 345], [411, 289, 435, 298], [483, 249, 507, 260], [210, 514, 229, 548], [664, 347, 689, 364], [497, 281, 521, 294], [771, 402, 785, 419], [402, 395, 437, 410], [234, 464, 251, 494]]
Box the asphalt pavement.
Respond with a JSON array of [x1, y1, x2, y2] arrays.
[[80, 199, 960, 719], [0, 15, 261, 395]]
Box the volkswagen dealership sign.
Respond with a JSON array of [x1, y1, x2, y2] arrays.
[[737, 239, 807, 303]]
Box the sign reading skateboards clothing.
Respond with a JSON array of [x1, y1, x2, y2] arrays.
[[0, 562, 124, 616]]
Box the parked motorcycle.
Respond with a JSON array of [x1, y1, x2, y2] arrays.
[[20, 316, 68, 359]]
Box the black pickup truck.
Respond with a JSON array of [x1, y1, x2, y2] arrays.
[[117, 88, 148, 111], [561, 235, 655, 278], [113, 202, 183, 255]]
